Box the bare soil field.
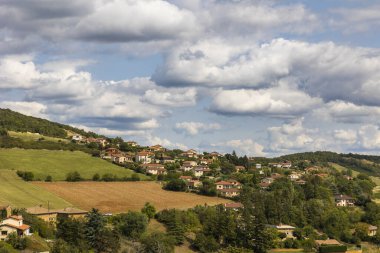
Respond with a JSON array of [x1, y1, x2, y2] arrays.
[[33, 181, 230, 213]]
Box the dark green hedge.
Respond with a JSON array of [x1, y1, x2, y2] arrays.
[[319, 245, 347, 253]]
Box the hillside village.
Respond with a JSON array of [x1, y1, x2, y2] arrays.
[[1, 110, 380, 252]]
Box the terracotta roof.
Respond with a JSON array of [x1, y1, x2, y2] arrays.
[[9, 215, 23, 221], [0, 223, 30, 231], [26, 206, 54, 215], [216, 180, 241, 185], [219, 188, 240, 192]]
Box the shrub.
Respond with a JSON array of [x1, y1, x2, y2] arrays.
[[92, 173, 100, 181], [45, 175, 53, 182], [16, 171, 34, 181], [66, 171, 83, 182], [163, 179, 187, 192]]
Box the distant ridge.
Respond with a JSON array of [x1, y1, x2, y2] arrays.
[[0, 108, 100, 139]]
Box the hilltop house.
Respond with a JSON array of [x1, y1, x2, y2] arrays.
[[368, 225, 378, 236], [219, 188, 240, 198], [187, 180, 202, 190], [267, 224, 295, 238], [235, 166, 245, 172], [182, 149, 198, 158], [126, 141, 138, 147], [194, 166, 211, 177], [335, 195, 355, 207], [0, 215, 31, 241], [143, 164, 167, 175], [26, 206, 88, 224], [223, 203, 243, 211], [135, 151, 154, 164], [71, 135, 84, 142], [149, 145, 165, 152], [216, 180, 241, 197]]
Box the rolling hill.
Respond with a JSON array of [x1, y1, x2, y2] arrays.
[[0, 170, 71, 208], [0, 149, 147, 181]]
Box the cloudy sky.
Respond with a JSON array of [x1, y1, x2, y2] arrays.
[[1, 0, 380, 157]]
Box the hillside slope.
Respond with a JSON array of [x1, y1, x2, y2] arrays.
[[0, 108, 99, 138], [0, 170, 71, 208], [0, 149, 147, 181]]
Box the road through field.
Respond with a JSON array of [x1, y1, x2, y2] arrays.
[[33, 181, 231, 213]]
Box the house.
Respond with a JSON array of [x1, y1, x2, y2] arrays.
[[160, 155, 175, 164], [269, 163, 282, 168], [26, 206, 88, 223], [235, 166, 245, 172], [215, 180, 242, 190], [194, 167, 211, 177], [143, 164, 166, 175], [71, 135, 84, 142], [135, 151, 154, 164], [187, 180, 202, 189], [295, 179, 306, 185], [289, 173, 301, 181], [180, 164, 194, 172], [0, 205, 11, 219], [199, 159, 211, 165], [149, 144, 165, 152], [180, 176, 192, 181], [271, 173, 283, 180], [223, 202, 243, 211], [86, 138, 108, 147], [343, 175, 354, 180], [267, 224, 295, 238], [219, 188, 240, 198], [256, 164, 262, 169], [315, 239, 343, 247], [126, 141, 138, 147], [105, 148, 121, 156], [335, 195, 355, 207], [368, 225, 377, 236], [182, 149, 199, 158], [209, 152, 222, 160], [183, 161, 197, 167], [26, 206, 58, 223], [280, 161, 292, 169], [0, 215, 31, 241], [111, 154, 129, 164]]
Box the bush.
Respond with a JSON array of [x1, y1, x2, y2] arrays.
[[45, 175, 53, 182], [141, 232, 175, 253], [163, 179, 187, 192], [16, 171, 34, 181], [114, 212, 148, 239], [7, 233, 27, 250], [319, 245, 348, 253], [92, 173, 100, 181], [66, 171, 83, 182]]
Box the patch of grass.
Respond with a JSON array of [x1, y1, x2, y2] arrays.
[[0, 148, 147, 181], [329, 162, 360, 177], [0, 170, 71, 208], [8, 131, 70, 143]]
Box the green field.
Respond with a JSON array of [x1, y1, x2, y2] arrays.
[[0, 148, 147, 181], [8, 131, 70, 143], [0, 170, 71, 208]]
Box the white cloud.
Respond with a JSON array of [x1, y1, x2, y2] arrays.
[[211, 86, 322, 117], [330, 5, 380, 33], [74, 0, 200, 42], [314, 101, 380, 123], [211, 139, 265, 157], [0, 101, 47, 118], [333, 129, 357, 145], [145, 134, 188, 150], [142, 88, 197, 107], [175, 121, 221, 136], [154, 38, 380, 107], [358, 125, 380, 150]]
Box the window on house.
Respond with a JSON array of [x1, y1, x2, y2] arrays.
[[1, 231, 7, 235]]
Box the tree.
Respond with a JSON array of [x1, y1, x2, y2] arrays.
[[7, 233, 26, 250], [141, 202, 156, 221], [45, 175, 52, 182], [164, 179, 187, 192], [92, 173, 100, 181], [56, 216, 88, 251], [51, 239, 78, 253], [141, 232, 175, 253], [66, 171, 82, 182], [193, 232, 220, 253], [114, 212, 148, 239], [85, 208, 106, 252]]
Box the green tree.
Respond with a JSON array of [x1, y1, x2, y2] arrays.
[[141, 202, 156, 221], [92, 173, 100, 181], [7, 233, 26, 250], [141, 232, 175, 253], [115, 211, 148, 239], [85, 208, 106, 252], [45, 175, 52, 182], [66, 171, 82, 182]]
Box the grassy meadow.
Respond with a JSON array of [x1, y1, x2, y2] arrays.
[[0, 148, 147, 181], [0, 170, 71, 208], [8, 131, 70, 143]]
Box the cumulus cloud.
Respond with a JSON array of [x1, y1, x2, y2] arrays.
[[333, 129, 357, 145], [154, 38, 380, 107], [211, 86, 322, 118], [358, 125, 380, 150], [145, 134, 188, 150], [314, 101, 380, 123], [0, 101, 47, 118], [329, 4, 380, 33], [267, 118, 326, 153], [142, 88, 197, 107], [175, 121, 221, 135], [74, 0, 199, 42], [211, 139, 265, 157]]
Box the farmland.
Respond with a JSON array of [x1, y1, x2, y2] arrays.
[[0, 148, 147, 181], [33, 181, 231, 213], [8, 131, 70, 143], [0, 170, 71, 208]]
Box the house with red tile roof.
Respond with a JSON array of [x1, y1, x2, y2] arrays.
[[0, 215, 31, 240]]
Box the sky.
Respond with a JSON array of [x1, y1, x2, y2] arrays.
[[1, 0, 380, 157]]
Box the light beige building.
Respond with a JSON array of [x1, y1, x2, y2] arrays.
[[0, 215, 31, 241]]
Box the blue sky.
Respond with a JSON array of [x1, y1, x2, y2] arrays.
[[1, 0, 380, 157]]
